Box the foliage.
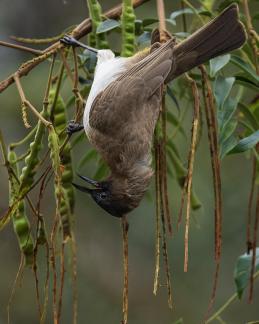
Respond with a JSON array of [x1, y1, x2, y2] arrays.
[[0, 0, 258, 323]]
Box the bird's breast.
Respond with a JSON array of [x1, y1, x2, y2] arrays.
[[83, 54, 128, 136]]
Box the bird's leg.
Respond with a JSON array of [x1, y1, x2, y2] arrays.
[[60, 35, 98, 54], [66, 120, 84, 135]]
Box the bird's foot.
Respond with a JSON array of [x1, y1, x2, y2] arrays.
[[60, 35, 98, 53], [60, 35, 79, 47], [67, 120, 84, 135]]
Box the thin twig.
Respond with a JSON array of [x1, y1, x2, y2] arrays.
[[72, 46, 84, 122], [200, 65, 222, 262], [158, 144, 173, 308], [121, 216, 129, 324], [183, 73, 200, 273], [205, 270, 259, 323], [153, 142, 161, 295], [242, 0, 259, 75], [14, 74, 52, 128], [0, 0, 150, 94], [57, 242, 66, 322], [247, 157, 256, 253], [70, 231, 78, 324], [156, 0, 167, 42], [249, 189, 259, 302], [7, 256, 25, 324], [200, 65, 222, 317], [0, 40, 43, 55], [10, 32, 70, 45], [161, 95, 172, 236], [180, 1, 187, 32]]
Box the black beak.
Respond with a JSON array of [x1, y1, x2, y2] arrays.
[[72, 173, 101, 194], [60, 35, 98, 54], [76, 173, 100, 188]]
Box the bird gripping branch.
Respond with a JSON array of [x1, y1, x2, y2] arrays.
[[62, 4, 246, 218]]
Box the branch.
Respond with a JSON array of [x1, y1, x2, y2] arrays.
[[0, 0, 150, 94], [0, 40, 43, 55]]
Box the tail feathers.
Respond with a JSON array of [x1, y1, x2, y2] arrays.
[[166, 4, 247, 82]]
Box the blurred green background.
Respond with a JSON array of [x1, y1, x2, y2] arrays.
[[0, 0, 258, 323]]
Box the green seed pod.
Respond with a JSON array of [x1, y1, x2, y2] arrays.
[[87, 0, 109, 49], [19, 110, 48, 191], [8, 150, 34, 267], [121, 0, 136, 57], [48, 89, 75, 239]]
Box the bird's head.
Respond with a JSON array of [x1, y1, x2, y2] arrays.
[[72, 174, 136, 218]]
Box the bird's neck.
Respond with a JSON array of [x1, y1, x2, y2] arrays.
[[109, 165, 154, 209]]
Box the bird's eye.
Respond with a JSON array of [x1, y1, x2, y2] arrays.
[[99, 192, 107, 200]]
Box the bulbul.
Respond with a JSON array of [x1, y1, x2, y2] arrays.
[[61, 4, 246, 218]]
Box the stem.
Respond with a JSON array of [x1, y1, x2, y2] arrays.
[[183, 74, 200, 272], [206, 270, 259, 323], [14, 74, 52, 127], [0, 40, 43, 55], [0, 130, 9, 164], [10, 126, 37, 149], [156, 0, 167, 42], [249, 188, 259, 302], [0, 0, 150, 93], [153, 142, 161, 295], [182, 0, 205, 24], [121, 216, 129, 324], [242, 0, 259, 75]]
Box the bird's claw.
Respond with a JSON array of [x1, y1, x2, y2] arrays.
[[60, 35, 78, 47], [66, 120, 84, 135]]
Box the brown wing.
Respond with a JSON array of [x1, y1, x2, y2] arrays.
[[88, 45, 173, 174], [89, 45, 173, 134]]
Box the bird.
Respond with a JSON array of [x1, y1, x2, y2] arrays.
[[61, 4, 246, 218]]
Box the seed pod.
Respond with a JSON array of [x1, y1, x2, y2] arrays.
[[48, 89, 75, 239], [19, 110, 48, 191], [8, 150, 34, 267], [121, 0, 136, 57], [87, 0, 109, 49]]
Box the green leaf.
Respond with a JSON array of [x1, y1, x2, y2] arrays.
[[234, 249, 259, 299], [169, 8, 212, 25], [218, 96, 238, 131], [230, 130, 259, 154], [142, 18, 158, 26], [235, 75, 259, 92], [209, 54, 230, 77], [230, 55, 259, 85], [96, 19, 121, 34], [219, 119, 237, 144], [250, 100, 259, 124], [238, 102, 259, 131], [213, 76, 235, 110], [221, 134, 238, 159], [170, 8, 195, 25], [134, 19, 143, 35]]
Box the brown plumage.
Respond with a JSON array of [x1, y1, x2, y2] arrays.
[[70, 4, 246, 218]]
